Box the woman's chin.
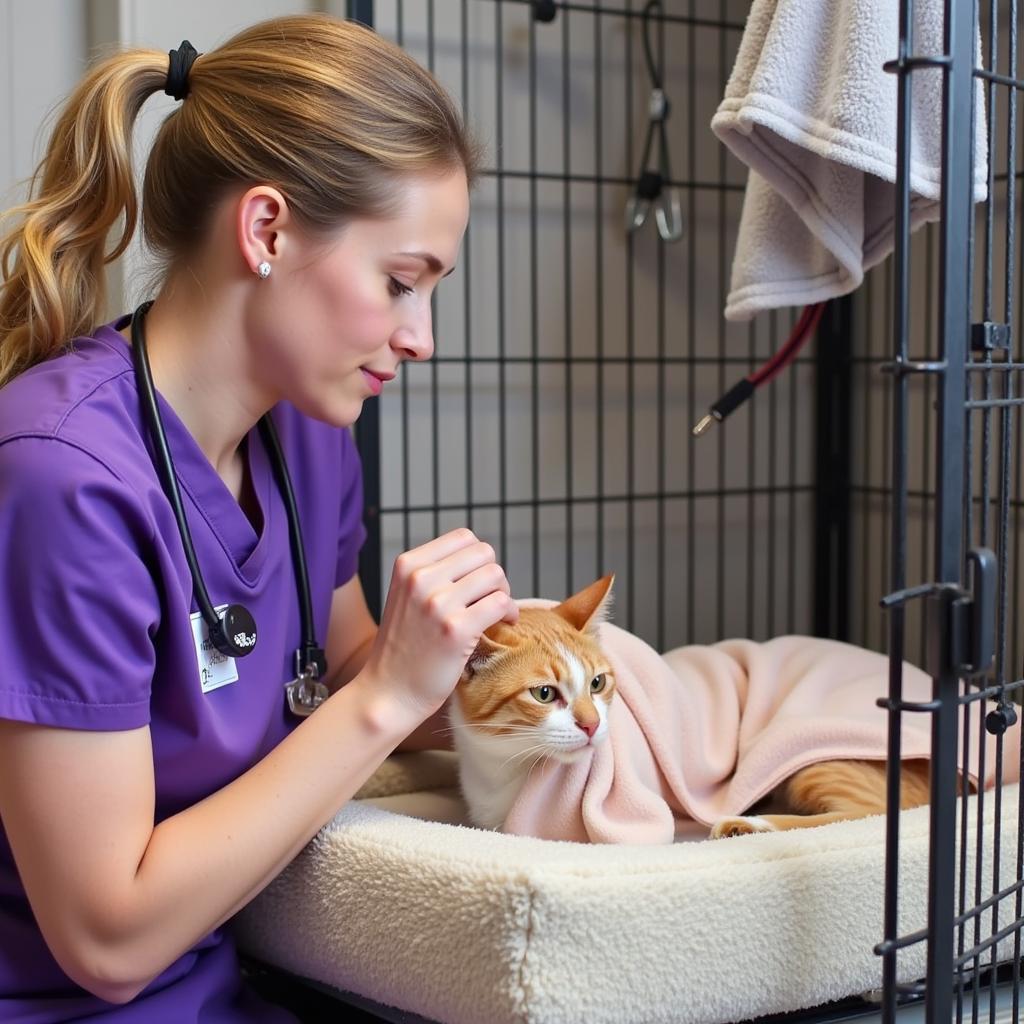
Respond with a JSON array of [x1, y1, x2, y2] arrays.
[[290, 388, 364, 430]]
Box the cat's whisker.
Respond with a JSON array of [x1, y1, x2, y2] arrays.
[[524, 748, 553, 785], [441, 722, 537, 734], [502, 744, 551, 771], [502, 742, 548, 764], [517, 755, 547, 782], [472, 730, 544, 746]]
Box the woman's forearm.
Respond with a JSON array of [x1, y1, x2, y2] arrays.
[[328, 632, 376, 693], [10, 673, 419, 1003], [125, 675, 416, 992], [328, 629, 452, 750]]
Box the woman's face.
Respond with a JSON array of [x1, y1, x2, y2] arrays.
[[246, 169, 470, 427]]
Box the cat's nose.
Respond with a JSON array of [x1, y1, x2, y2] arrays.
[[575, 719, 598, 739]]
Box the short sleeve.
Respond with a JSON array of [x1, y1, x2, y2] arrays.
[[0, 438, 159, 730], [335, 429, 367, 588]]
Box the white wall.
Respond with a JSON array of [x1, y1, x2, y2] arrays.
[[1, 1, 89, 208]]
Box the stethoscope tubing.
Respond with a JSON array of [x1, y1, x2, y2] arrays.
[[130, 300, 323, 678]]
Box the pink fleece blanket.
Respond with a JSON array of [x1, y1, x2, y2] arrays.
[[502, 610, 1021, 844]]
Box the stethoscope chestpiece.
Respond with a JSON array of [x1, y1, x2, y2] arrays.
[[208, 604, 259, 659]]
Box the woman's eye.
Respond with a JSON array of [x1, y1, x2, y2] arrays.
[[590, 674, 606, 693], [388, 276, 414, 298], [530, 685, 557, 704]]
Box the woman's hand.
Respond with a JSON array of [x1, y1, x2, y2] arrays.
[[360, 528, 519, 721]]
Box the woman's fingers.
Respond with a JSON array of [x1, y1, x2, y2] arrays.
[[499, 599, 520, 626], [405, 541, 501, 600], [420, 565, 519, 648], [388, 529, 515, 632], [392, 528, 479, 581], [440, 561, 510, 611], [368, 528, 519, 718], [463, 589, 519, 636]]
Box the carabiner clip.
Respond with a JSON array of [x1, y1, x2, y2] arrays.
[[625, 109, 683, 241], [625, 9, 684, 244]]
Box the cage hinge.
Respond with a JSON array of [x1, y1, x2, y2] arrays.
[[970, 321, 1010, 353], [923, 547, 997, 679]]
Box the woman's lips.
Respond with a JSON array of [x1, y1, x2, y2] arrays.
[[361, 369, 384, 396]]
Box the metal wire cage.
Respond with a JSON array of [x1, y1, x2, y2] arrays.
[[356, 0, 838, 655], [875, 1, 1024, 1021], [351, 0, 1024, 1021]]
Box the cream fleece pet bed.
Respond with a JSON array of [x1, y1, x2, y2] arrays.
[[233, 752, 1023, 1024]]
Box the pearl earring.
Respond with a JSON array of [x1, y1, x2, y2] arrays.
[[256, 261, 271, 280]]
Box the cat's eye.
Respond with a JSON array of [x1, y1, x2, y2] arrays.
[[590, 674, 607, 693], [530, 685, 557, 704]]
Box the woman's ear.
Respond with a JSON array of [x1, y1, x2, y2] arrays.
[[236, 185, 291, 276]]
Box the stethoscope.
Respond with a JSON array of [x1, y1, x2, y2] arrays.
[[130, 300, 329, 717]]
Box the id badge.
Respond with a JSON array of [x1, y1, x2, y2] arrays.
[[190, 605, 239, 693]]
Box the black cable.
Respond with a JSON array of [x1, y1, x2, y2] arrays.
[[641, 1, 663, 88], [257, 416, 326, 681], [131, 300, 323, 677], [692, 303, 826, 436], [131, 301, 222, 635]]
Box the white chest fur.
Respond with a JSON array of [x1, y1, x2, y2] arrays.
[[448, 701, 535, 830]]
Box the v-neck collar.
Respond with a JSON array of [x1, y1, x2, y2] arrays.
[[97, 319, 274, 586]]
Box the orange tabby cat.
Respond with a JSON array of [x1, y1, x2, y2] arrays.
[[450, 575, 617, 830], [451, 574, 932, 838]]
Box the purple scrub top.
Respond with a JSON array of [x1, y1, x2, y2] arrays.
[[0, 317, 368, 1022]]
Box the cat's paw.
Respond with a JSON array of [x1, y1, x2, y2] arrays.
[[710, 816, 778, 839]]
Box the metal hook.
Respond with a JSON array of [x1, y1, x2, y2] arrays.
[[655, 190, 683, 242], [625, 5, 684, 244], [625, 195, 651, 233]]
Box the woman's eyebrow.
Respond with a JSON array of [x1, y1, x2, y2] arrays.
[[396, 251, 456, 277]]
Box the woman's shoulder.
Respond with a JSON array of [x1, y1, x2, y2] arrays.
[[0, 320, 140, 457], [0, 321, 162, 532]]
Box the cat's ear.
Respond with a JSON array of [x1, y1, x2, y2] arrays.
[[463, 630, 510, 679], [554, 574, 614, 634]]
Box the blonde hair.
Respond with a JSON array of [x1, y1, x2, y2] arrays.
[[0, 14, 478, 390]]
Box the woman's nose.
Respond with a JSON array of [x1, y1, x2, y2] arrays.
[[392, 306, 434, 362]]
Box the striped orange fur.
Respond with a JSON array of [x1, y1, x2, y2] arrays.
[[710, 759, 933, 838]]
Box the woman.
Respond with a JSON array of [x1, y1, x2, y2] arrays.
[[0, 14, 517, 1021]]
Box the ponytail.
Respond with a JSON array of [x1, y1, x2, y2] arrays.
[[1, 16, 478, 391], [0, 51, 166, 389]]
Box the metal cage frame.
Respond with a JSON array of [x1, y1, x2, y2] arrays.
[[877, 1, 1024, 1022], [344, 1, 1024, 1023]]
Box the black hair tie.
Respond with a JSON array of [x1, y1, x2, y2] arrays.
[[165, 40, 200, 101]]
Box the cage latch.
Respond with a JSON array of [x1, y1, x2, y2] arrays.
[[970, 321, 1010, 353], [923, 547, 996, 679]]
